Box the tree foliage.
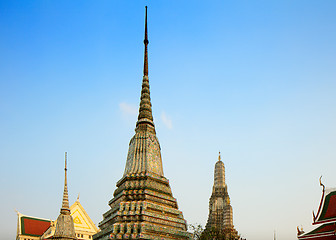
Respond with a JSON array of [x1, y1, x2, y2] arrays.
[[188, 223, 204, 240], [189, 224, 243, 240]]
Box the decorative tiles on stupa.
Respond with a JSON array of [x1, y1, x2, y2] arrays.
[[204, 152, 239, 239], [124, 124, 164, 177], [93, 7, 191, 240]]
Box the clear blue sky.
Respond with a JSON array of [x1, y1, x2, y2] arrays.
[[1, 1, 336, 240]]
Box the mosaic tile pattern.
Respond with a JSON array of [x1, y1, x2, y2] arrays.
[[124, 127, 164, 177], [94, 170, 191, 240], [94, 117, 191, 239]]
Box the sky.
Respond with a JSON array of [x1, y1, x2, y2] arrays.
[[1, 1, 336, 240]]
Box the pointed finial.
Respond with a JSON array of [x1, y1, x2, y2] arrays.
[[77, 193, 80, 201], [65, 152, 67, 171], [313, 210, 316, 221], [144, 6, 148, 76], [319, 176, 325, 192], [136, 6, 155, 128], [218, 151, 221, 161], [60, 152, 70, 214], [297, 226, 304, 236]]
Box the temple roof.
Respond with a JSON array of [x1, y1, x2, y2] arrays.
[[297, 178, 336, 240], [298, 222, 336, 240], [16, 212, 52, 237], [313, 178, 336, 225]]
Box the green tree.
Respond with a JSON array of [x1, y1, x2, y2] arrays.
[[188, 224, 242, 240], [188, 224, 204, 240], [200, 227, 241, 240]]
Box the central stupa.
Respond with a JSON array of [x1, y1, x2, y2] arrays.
[[93, 7, 191, 240]]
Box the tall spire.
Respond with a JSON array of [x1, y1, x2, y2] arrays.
[[204, 154, 238, 238], [53, 152, 76, 240], [136, 6, 154, 128], [93, 7, 192, 240], [214, 152, 225, 188], [61, 152, 70, 214], [143, 6, 149, 77]]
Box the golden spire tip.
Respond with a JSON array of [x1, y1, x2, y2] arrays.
[[65, 152, 67, 170]]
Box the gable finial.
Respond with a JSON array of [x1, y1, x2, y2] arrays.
[[319, 175, 325, 191]]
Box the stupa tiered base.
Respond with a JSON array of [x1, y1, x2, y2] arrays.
[[94, 172, 190, 240]]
